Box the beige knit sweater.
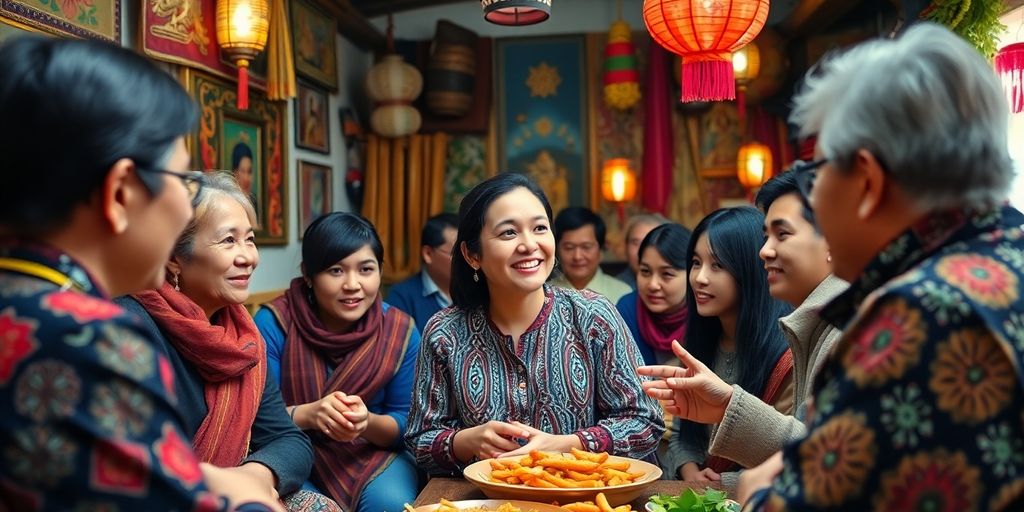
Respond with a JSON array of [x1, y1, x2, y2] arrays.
[[707, 274, 849, 471]]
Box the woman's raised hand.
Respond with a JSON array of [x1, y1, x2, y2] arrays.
[[637, 340, 734, 424], [452, 420, 532, 462]]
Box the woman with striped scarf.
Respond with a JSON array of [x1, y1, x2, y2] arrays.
[[255, 212, 421, 512]]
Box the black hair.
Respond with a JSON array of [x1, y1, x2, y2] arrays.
[[637, 223, 692, 271], [301, 212, 384, 278], [231, 142, 254, 170], [754, 166, 818, 230], [0, 36, 198, 236], [554, 206, 606, 248], [421, 212, 459, 249], [679, 207, 792, 453], [450, 173, 553, 311]]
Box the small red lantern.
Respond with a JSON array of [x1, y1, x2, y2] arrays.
[[642, 0, 770, 103], [995, 42, 1024, 114]]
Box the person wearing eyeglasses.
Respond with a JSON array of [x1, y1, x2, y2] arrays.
[[386, 212, 459, 331], [0, 37, 279, 511], [733, 23, 1024, 510]]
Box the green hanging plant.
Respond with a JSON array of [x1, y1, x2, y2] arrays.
[[922, 0, 1007, 58]]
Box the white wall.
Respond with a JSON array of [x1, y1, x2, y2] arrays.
[[373, 0, 646, 38], [249, 34, 372, 293]]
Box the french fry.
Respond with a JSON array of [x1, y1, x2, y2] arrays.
[[595, 493, 616, 512], [599, 460, 630, 471], [485, 450, 646, 490], [571, 447, 609, 464], [537, 458, 601, 472], [561, 503, 600, 512]]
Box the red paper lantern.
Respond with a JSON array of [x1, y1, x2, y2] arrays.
[[996, 42, 1024, 114], [642, 0, 770, 103]]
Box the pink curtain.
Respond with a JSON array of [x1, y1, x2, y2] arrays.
[[641, 43, 674, 214]]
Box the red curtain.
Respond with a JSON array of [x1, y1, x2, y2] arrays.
[[642, 43, 674, 214]]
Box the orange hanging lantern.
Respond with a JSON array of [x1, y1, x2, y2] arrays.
[[216, 0, 270, 110], [642, 0, 769, 103], [602, 158, 638, 223], [737, 142, 772, 189]]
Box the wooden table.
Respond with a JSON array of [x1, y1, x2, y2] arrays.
[[413, 477, 724, 508]]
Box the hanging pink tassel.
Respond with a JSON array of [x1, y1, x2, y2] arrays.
[[995, 42, 1024, 114], [680, 59, 735, 102]]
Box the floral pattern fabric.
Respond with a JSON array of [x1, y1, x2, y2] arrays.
[[748, 206, 1024, 511], [0, 242, 249, 511]]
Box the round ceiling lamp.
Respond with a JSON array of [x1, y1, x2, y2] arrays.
[[482, 0, 551, 26]]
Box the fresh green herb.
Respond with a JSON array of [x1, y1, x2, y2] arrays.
[[647, 488, 740, 512]]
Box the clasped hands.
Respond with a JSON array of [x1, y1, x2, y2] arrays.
[[636, 339, 734, 425], [294, 391, 369, 442], [453, 420, 584, 462]]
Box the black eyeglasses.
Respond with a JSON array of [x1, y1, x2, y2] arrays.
[[137, 168, 205, 200], [790, 159, 828, 205]]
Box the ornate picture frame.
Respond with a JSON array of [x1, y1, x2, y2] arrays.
[[184, 68, 288, 245], [1, 0, 119, 42], [290, 0, 338, 90], [295, 81, 330, 153]]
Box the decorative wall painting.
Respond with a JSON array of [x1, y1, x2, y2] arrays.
[[290, 0, 337, 90], [298, 160, 332, 237], [496, 35, 589, 214], [142, 0, 266, 86], [185, 68, 287, 244], [1, 0, 119, 41], [295, 81, 330, 153]]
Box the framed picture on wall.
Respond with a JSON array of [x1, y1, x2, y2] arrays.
[[295, 81, 330, 153], [184, 68, 288, 245], [298, 160, 332, 238], [290, 0, 338, 90], [1, 0, 119, 41]]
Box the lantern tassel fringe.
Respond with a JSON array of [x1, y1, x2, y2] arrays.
[[237, 62, 249, 110], [995, 43, 1024, 114], [681, 60, 735, 102]]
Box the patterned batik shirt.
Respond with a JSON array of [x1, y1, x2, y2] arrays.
[[0, 242, 261, 511], [746, 206, 1024, 511], [405, 285, 665, 473]]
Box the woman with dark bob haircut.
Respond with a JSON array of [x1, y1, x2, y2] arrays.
[[646, 207, 794, 493], [0, 37, 277, 510], [404, 173, 664, 474], [616, 223, 693, 366], [255, 212, 420, 511]]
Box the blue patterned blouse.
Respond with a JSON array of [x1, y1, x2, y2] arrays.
[[747, 206, 1024, 511], [404, 285, 665, 474]]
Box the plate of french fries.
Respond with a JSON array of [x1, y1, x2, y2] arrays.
[[463, 449, 661, 507], [404, 498, 565, 512]]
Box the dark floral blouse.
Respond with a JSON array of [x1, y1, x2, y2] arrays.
[[0, 242, 267, 511], [747, 206, 1024, 511]]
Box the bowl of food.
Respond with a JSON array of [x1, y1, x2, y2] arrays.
[[407, 498, 565, 512], [463, 449, 662, 507], [645, 489, 740, 512]]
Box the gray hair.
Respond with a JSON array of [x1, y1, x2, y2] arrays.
[[625, 213, 670, 238], [172, 170, 258, 259], [790, 23, 1013, 210]]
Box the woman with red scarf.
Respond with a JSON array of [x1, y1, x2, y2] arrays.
[[616, 223, 692, 366], [117, 172, 326, 511], [254, 212, 420, 512]]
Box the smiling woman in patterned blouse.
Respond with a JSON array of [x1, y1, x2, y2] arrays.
[[404, 173, 664, 474]]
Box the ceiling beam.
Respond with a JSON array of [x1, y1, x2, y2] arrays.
[[350, 0, 470, 18], [779, 0, 867, 38], [315, 0, 387, 52], [1006, 0, 1024, 13]]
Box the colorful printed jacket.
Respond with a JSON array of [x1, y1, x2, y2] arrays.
[[0, 242, 267, 511], [747, 206, 1024, 511]]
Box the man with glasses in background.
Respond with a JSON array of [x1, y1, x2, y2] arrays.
[[387, 212, 458, 331]]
